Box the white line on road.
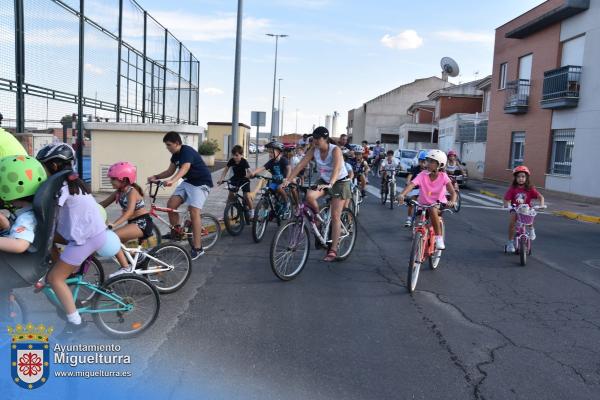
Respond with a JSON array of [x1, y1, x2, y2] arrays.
[[461, 204, 505, 211], [465, 192, 503, 204], [461, 193, 501, 207]]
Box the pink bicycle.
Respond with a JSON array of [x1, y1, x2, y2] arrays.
[[505, 204, 546, 266]]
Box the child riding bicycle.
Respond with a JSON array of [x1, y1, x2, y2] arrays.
[[404, 150, 428, 227], [380, 150, 399, 188], [249, 141, 290, 215], [397, 150, 456, 250], [218, 145, 253, 219], [503, 166, 545, 253], [99, 161, 156, 278]]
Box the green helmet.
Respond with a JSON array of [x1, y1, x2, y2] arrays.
[[0, 155, 47, 202]]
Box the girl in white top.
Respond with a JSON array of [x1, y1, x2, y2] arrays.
[[283, 127, 350, 262]]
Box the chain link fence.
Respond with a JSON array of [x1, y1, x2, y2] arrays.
[[0, 0, 200, 132]]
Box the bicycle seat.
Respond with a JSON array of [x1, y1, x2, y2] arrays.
[[0, 170, 70, 290]]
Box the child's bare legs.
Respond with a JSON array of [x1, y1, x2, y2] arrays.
[[114, 224, 143, 268], [243, 192, 253, 210], [508, 213, 516, 241], [429, 207, 443, 236], [47, 261, 79, 316], [277, 187, 289, 205]]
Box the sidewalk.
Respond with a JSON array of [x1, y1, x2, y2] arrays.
[[466, 179, 600, 224]]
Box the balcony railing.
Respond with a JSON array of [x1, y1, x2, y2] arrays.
[[541, 65, 582, 109], [504, 79, 530, 114]]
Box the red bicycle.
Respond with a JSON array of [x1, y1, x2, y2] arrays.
[[406, 200, 453, 293], [147, 181, 221, 250]]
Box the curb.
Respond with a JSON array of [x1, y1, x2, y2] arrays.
[[479, 190, 502, 200], [552, 210, 600, 224]]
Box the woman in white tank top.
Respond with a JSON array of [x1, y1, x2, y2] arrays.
[[282, 126, 351, 262]]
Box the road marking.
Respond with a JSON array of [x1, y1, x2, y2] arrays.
[[461, 204, 505, 211], [365, 185, 381, 198], [461, 193, 501, 207], [464, 192, 503, 205]]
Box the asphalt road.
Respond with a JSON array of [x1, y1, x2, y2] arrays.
[[4, 182, 599, 400]]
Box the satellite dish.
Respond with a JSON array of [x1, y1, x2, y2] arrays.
[[440, 57, 460, 78]]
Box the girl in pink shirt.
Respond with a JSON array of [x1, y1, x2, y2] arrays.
[[397, 150, 456, 250]]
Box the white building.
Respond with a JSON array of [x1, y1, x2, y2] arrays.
[[544, 0, 600, 197], [347, 76, 451, 145]]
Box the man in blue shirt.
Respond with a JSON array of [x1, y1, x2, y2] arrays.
[[148, 131, 213, 260]]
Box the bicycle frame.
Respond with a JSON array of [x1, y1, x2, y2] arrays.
[[115, 244, 173, 275], [294, 197, 351, 247], [412, 207, 436, 263]]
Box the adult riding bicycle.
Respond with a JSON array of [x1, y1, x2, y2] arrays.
[[269, 183, 357, 281], [405, 200, 453, 293], [147, 181, 221, 250]]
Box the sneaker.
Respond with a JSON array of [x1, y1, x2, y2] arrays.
[[528, 227, 536, 240], [506, 241, 516, 253], [435, 236, 446, 250], [109, 265, 135, 278], [404, 217, 412, 227], [56, 321, 87, 341], [191, 247, 205, 260]]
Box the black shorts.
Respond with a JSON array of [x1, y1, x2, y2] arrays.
[[128, 214, 155, 239], [231, 178, 251, 193]]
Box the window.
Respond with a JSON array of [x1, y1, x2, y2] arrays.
[[549, 129, 575, 175], [509, 132, 525, 169], [499, 63, 508, 89], [518, 54, 533, 81]]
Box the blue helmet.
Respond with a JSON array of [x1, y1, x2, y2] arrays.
[[418, 150, 428, 160]]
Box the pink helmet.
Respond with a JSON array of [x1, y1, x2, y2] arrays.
[[447, 150, 457, 157], [108, 161, 137, 183]]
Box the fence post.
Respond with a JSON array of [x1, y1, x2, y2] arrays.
[[141, 11, 147, 123], [162, 30, 167, 123], [76, 0, 85, 175], [188, 55, 192, 124], [14, 0, 25, 133], [116, 0, 123, 122], [196, 60, 200, 125], [176, 42, 182, 124]]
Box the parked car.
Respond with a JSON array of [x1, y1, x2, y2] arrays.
[[394, 149, 418, 175], [258, 144, 265, 153], [249, 143, 257, 154]]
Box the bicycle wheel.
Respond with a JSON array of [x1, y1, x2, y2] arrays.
[[252, 198, 270, 243], [92, 275, 160, 339], [270, 219, 310, 281], [389, 182, 396, 210], [145, 243, 192, 294], [224, 202, 245, 236], [185, 214, 221, 250], [453, 191, 462, 213], [75, 257, 105, 304], [519, 236, 528, 266], [353, 190, 361, 216], [7, 291, 28, 325], [407, 232, 424, 293], [429, 220, 444, 270], [380, 183, 388, 205], [337, 208, 357, 260], [348, 198, 356, 216]]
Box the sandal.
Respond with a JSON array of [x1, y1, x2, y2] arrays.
[[323, 249, 337, 262]]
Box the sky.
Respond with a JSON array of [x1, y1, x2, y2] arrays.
[[44, 0, 550, 135]]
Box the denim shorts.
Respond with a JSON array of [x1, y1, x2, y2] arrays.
[[173, 181, 211, 210]]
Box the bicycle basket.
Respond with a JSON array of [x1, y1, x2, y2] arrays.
[[516, 208, 536, 225]]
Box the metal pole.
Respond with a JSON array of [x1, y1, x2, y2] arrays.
[[270, 36, 279, 140], [14, 0, 25, 133], [116, 0, 123, 122], [162, 29, 169, 124], [255, 126, 259, 168], [77, 0, 85, 176], [281, 96, 286, 137], [231, 0, 243, 147], [295, 108, 298, 134], [176, 42, 182, 124], [277, 78, 282, 136], [188, 56, 193, 124], [142, 11, 147, 123]]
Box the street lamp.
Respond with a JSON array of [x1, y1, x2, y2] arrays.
[[277, 78, 283, 136], [266, 33, 288, 140], [281, 96, 286, 136]]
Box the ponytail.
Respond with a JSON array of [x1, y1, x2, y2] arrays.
[[132, 182, 144, 197], [66, 172, 89, 196]]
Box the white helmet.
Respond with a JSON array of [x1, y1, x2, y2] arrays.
[[426, 149, 447, 170]]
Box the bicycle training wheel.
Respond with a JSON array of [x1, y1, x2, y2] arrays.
[[519, 236, 528, 266], [185, 213, 221, 250], [92, 274, 160, 339], [337, 208, 357, 260], [252, 198, 270, 243], [224, 202, 245, 236], [429, 221, 444, 270], [145, 243, 192, 294], [407, 232, 424, 293], [270, 219, 310, 281]]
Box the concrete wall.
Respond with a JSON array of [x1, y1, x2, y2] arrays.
[[89, 123, 201, 193], [15, 133, 55, 156], [461, 142, 486, 180], [439, 97, 483, 119], [206, 124, 251, 161], [546, 0, 600, 197], [485, 0, 563, 186], [350, 77, 450, 144]]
